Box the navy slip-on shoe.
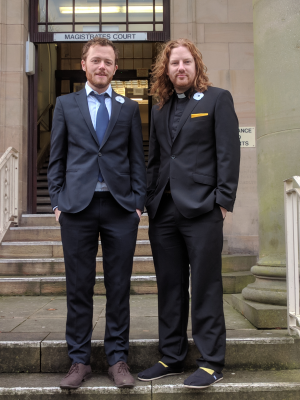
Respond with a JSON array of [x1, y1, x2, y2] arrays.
[[184, 367, 223, 389], [138, 361, 184, 381]]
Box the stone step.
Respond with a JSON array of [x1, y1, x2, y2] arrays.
[[0, 271, 254, 296], [0, 332, 299, 373], [37, 176, 47, 181], [222, 254, 257, 272], [0, 255, 252, 277], [36, 205, 53, 213], [222, 271, 255, 294], [37, 189, 49, 197], [37, 182, 49, 188], [3, 226, 230, 255], [0, 257, 155, 275], [0, 240, 153, 258], [5, 225, 150, 241], [0, 275, 158, 296], [1, 371, 300, 399], [36, 197, 51, 204], [20, 214, 149, 226]]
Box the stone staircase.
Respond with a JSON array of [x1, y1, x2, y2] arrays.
[[0, 214, 256, 296], [0, 216, 300, 398], [36, 156, 52, 214], [0, 300, 300, 399]]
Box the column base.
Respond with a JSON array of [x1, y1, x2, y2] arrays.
[[229, 294, 287, 329]]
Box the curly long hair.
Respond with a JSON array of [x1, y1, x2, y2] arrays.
[[150, 39, 212, 109]]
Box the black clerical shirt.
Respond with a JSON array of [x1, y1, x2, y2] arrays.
[[168, 89, 193, 143], [165, 89, 193, 192]]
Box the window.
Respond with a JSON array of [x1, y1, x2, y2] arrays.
[[37, 0, 167, 33]]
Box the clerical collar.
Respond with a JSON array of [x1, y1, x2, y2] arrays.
[[175, 88, 193, 99]]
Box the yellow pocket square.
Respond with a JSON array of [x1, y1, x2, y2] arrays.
[[191, 113, 208, 118]]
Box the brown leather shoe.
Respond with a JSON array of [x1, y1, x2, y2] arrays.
[[60, 363, 92, 389], [108, 361, 135, 388]]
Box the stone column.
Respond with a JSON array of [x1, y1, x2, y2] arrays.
[[237, 0, 300, 325]]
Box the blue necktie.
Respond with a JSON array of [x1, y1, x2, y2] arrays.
[[91, 92, 109, 182]]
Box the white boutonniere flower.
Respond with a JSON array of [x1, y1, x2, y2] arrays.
[[193, 92, 204, 101], [115, 96, 125, 104]]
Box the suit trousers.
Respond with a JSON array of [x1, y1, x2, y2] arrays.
[[60, 192, 139, 366], [149, 194, 226, 373]]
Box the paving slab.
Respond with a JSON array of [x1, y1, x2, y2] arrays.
[[0, 318, 26, 332], [128, 295, 158, 317], [0, 295, 273, 335], [223, 302, 255, 330], [12, 317, 68, 333], [0, 332, 49, 341], [0, 296, 52, 317]]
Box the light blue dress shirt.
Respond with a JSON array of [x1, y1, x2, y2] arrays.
[[85, 82, 111, 192]]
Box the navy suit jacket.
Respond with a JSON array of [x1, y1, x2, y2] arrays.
[[48, 88, 146, 213], [146, 86, 240, 219]]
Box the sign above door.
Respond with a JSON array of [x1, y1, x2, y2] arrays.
[[53, 32, 147, 42]]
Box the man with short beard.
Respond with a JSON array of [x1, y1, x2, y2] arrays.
[[138, 39, 240, 389], [48, 38, 146, 389]]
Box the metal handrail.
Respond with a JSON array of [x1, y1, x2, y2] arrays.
[[37, 103, 53, 126], [0, 147, 19, 243], [37, 103, 54, 151], [284, 176, 300, 337]]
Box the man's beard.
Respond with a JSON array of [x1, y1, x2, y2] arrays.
[[86, 70, 113, 89]]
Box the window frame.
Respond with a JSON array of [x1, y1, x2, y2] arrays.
[[32, 0, 170, 42]]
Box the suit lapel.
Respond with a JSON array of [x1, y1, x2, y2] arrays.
[[172, 96, 199, 144], [75, 89, 99, 146], [100, 89, 122, 149]]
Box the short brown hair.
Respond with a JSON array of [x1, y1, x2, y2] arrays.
[[150, 38, 212, 109], [81, 37, 119, 64]]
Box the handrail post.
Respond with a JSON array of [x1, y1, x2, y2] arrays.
[[284, 177, 300, 337], [0, 147, 19, 243]]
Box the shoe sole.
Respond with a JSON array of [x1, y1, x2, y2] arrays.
[[115, 384, 135, 388], [138, 372, 184, 382], [108, 373, 135, 388], [183, 376, 223, 389], [60, 372, 93, 389]]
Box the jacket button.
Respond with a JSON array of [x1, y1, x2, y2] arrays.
[[171, 155, 176, 159], [98, 152, 102, 157]]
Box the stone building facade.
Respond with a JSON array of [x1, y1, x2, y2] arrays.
[[0, 0, 258, 256]]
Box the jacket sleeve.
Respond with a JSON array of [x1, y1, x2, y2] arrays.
[[128, 102, 147, 211], [47, 97, 68, 210], [214, 90, 240, 212], [146, 107, 161, 204]]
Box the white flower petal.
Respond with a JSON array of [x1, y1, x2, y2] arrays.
[[193, 92, 204, 101], [115, 96, 125, 104]]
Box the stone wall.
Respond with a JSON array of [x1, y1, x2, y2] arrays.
[[0, 0, 30, 215], [170, 0, 258, 254]]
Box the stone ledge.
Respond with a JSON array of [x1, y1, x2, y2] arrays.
[[1, 371, 300, 400], [229, 293, 287, 328]]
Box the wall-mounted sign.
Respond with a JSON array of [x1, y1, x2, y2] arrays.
[[239, 127, 256, 148], [53, 32, 147, 42]]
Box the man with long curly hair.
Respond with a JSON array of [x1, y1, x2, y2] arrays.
[[138, 39, 240, 389]]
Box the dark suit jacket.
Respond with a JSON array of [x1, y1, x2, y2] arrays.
[[48, 88, 146, 213], [146, 86, 240, 219]]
